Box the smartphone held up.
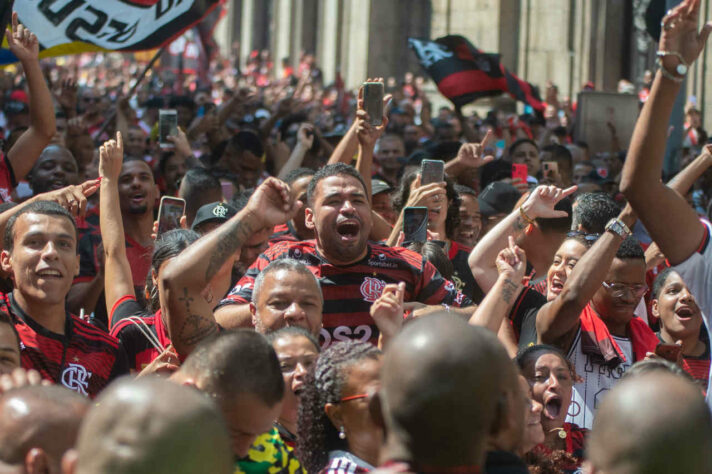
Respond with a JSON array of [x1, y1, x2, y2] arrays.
[[363, 82, 384, 126]]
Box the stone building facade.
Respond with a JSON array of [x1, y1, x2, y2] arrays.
[[214, 0, 712, 129]]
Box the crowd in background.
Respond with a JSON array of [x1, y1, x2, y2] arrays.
[[0, 1, 711, 473]]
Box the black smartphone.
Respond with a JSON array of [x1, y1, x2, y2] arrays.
[[159, 109, 178, 149], [157, 196, 186, 235], [363, 82, 384, 126], [420, 159, 445, 185], [403, 207, 428, 243]]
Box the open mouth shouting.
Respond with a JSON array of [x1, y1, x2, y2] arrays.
[[543, 395, 562, 420], [335, 218, 361, 242], [675, 304, 698, 322], [549, 278, 565, 296]]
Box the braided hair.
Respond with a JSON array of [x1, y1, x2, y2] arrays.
[[297, 341, 381, 473]]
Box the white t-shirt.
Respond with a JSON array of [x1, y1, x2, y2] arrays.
[[566, 328, 633, 429], [672, 219, 712, 412]]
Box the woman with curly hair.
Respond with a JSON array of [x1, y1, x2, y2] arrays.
[[516, 344, 586, 472], [387, 169, 479, 300], [297, 341, 382, 473], [266, 326, 321, 448]]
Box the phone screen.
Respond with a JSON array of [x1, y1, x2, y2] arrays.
[[159, 109, 178, 149], [157, 197, 186, 235], [403, 207, 428, 243], [512, 163, 528, 182], [363, 82, 384, 126], [420, 159, 445, 185]]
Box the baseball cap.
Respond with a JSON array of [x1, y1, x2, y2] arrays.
[[372, 179, 392, 196], [478, 181, 521, 217], [191, 202, 238, 230]]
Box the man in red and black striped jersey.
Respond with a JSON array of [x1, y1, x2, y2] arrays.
[[0, 200, 128, 396], [215, 164, 472, 346]]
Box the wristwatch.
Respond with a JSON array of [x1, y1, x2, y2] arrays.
[[605, 218, 632, 239], [656, 51, 688, 81]]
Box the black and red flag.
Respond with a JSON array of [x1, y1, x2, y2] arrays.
[[408, 35, 544, 111]]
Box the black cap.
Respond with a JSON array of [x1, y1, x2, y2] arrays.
[[372, 179, 392, 196], [191, 202, 238, 230], [478, 181, 521, 217]]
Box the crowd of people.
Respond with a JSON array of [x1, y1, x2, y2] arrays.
[[0, 1, 712, 472]]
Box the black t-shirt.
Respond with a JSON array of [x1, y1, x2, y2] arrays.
[[448, 241, 484, 303], [508, 286, 547, 350]]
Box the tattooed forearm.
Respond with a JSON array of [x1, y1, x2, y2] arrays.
[[204, 213, 258, 282], [511, 216, 528, 232], [177, 287, 219, 348], [501, 278, 520, 304]]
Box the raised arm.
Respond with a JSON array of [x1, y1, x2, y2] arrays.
[[469, 236, 526, 333], [667, 144, 712, 195], [443, 130, 494, 177], [536, 206, 636, 346], [6, 12, 56, 182], [160, 177, 300, 357], [327, 121, 359, 165], [620, 0, 712, 265], [468, 185, 576, 293], [98, 132, 136, 325], [277, 123, 314, 180]]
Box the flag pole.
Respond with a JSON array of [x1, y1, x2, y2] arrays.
[[0, 0, 15, 48], [95, 46, 164, 139]]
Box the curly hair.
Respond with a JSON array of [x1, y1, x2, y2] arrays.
[[297, 341, 381, 473], [392, 169, 461, 240]]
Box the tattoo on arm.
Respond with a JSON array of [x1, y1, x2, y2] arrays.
[[501, 279, 520, 304], [177, 288, 218, 347], [511, 216, 528, 232], [204, 216, 258, 282]]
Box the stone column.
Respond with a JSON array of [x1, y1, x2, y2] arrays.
[[317, 0, 341, 84]]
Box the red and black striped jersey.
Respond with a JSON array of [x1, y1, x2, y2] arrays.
[[219, 240, 471, 346], [657, 331, 710, 394], [1, 292, 129, 397], [110, 295, 171, 372], [269, 222, 299, 244]]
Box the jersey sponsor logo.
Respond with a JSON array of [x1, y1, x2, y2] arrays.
[[61, 363, 91, 396], [320, 325, 373, 347], [445, 281, 455, 292], [360, 277, 386, 302], [367, 257, 397, 269], [229, 282, 252, 296]]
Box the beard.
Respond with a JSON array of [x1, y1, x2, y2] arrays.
[[127, 204, 148, 215]]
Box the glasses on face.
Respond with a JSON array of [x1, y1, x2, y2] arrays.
[[601, 281, 648, 299], [566, 231, 600, 242]]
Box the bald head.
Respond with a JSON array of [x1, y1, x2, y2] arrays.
[[72, 377, 232, 474], [0, 385, 88, 471], [380, 313, 516, 468], [588, 372, 712, 474]]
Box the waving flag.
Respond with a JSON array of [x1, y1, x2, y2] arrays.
[[409, 35, 544, 111], [0, 0, 223, 65]]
